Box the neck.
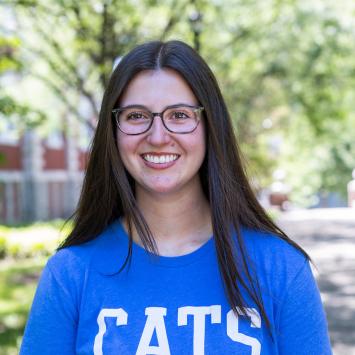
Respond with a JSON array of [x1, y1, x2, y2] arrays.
[[124, 179, 212, 255]]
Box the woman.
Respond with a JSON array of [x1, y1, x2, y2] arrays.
[[20, 40, 332, 354]]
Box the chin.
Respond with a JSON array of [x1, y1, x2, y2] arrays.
[[138, 181, 182, 196], [149, 185, 179, 195]]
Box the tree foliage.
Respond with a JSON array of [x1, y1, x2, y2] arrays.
[[6, 0, 194, 130], [2, 0, 355, 204], [0, 35, 45, 133], [199, 0, 355, 202]]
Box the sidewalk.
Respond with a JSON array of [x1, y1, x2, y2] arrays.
[[277, 208, 355, 355]]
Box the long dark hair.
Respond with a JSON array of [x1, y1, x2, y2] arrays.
[[59, 40, 309, 331]]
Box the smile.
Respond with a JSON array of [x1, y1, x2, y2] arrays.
[[141, 154, 180, 164]]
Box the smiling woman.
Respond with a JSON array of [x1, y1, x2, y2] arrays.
[[117, 69, 206, 198], [20, 41, 332, 355]]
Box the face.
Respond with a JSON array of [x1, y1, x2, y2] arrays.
[[117, 69, 206, 197]]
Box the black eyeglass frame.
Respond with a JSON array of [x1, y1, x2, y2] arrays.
[[112, 104, 204, 135]]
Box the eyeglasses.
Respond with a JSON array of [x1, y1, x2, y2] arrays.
[[112, 104, 204, 135]]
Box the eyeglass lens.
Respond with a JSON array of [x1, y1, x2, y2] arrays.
[[117, 106, 200, 134]]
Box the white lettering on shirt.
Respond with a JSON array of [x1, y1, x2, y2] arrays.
[[227, 307, 261, 355], [93, 305, 262, 354], [178, 305, 221, 355], [136, 307, 171, 355], [93, 308, 128, 355]]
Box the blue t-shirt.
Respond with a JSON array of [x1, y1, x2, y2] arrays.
[[20, 221, 332, 354]]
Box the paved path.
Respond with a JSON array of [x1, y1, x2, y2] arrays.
[[277, 208, 355, 355]]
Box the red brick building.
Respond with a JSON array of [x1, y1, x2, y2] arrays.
[[0, 130, 88, 223]]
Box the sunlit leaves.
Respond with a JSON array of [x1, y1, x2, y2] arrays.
[[1, 0, 355, 203]]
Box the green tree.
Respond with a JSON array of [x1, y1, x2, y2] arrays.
[[8, 0, 195, 130], [2, 0, 355, 203], [198, 0, 355, 202], [0, 35, 45, 131]]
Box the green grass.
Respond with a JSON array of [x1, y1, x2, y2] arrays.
[[0, 220, 68, 353], [0, 257, 47, 354]]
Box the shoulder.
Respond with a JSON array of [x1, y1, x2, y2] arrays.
[[241, 227, 307, 265], [240, 227, 310, 291], [47, 220, 129, 280]]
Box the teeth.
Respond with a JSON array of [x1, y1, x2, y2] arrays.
[[143, 154, 179, 164]]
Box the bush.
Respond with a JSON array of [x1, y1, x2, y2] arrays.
[[7, 243, 22, 258], [0, 235, 6, 258], [30, 242, 51, 257], [0, 220, 64, 259]]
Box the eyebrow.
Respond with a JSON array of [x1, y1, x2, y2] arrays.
[[119, 103, 198, 111]]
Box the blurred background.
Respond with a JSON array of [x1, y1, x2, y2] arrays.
[[0, 0, 354, 353]]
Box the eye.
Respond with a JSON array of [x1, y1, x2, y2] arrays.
[[126, 111, 150, 120], [172, 111, 190, 119]]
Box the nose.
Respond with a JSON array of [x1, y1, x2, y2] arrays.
[[146, 116, 171, 145]]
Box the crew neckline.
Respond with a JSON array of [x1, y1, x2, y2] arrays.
[[115, 220, 215, 268]]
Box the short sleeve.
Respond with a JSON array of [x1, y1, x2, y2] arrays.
[[276, 260, 332, 355], [20, 261, 78, 355]]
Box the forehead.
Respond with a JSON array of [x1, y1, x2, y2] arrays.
[[119, 69, 198, 108]]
